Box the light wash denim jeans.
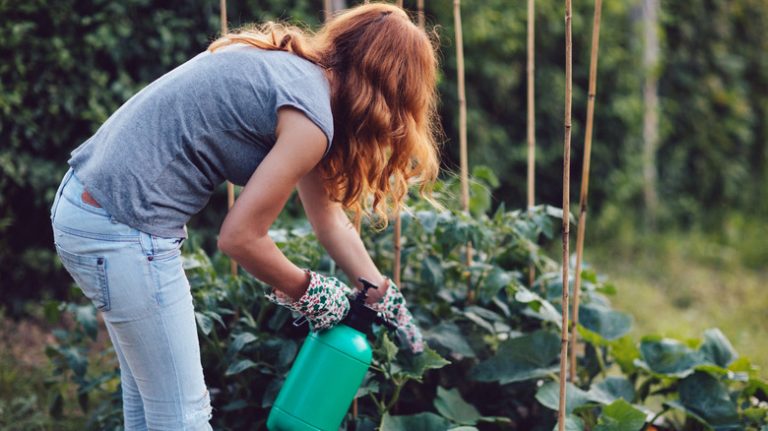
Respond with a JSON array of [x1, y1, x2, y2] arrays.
[[50, 168, 213, 431]]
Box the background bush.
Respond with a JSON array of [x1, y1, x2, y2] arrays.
[[2, 0, 767, 309]]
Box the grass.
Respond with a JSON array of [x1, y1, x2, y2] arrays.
[[586, 230, 768, 376]]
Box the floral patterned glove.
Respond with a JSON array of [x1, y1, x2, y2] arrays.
[[369, 279, 424, 353], [265, 270, 351, 331]]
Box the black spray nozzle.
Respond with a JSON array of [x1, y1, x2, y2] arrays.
[[342, 277, 398, 333]]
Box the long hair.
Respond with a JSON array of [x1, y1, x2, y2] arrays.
[[208, 3, 441, 226]]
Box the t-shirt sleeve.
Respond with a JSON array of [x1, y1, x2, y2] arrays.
[[274, 73, 335, 157]]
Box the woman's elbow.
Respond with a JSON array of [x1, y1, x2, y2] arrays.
[[218, 224, 268, 257]]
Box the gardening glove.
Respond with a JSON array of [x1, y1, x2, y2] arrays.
[[266, 270, 351, 331], [369, 278, 424, 353]]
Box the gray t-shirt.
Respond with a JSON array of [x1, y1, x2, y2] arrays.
[[69, 46, 334, 238]]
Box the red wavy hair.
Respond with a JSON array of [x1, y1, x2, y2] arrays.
[[208, 3, 441, 226]]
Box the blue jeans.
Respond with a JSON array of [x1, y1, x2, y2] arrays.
[[50, 169, 213, 431]]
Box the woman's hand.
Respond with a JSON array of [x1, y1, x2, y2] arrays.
[[266, 270, 351, 331], [369, 279, 424, 353]]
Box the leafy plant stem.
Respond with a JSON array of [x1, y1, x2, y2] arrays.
[[368, 392, 386, 415], [384, 378, 405, 412]]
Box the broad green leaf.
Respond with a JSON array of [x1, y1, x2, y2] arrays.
[[587, 376, 636, 404], [261, 378, 283, 408], [699, 328, 737, 368], [742, 407, 768, 424], [579, 304, 632, 341], [694, 364, 749, 382], [462, 310, 495, 333], [552, 415, 585, 431], [72, 304, 98, 341], [425, 321, 475, 358], [229, 332, 258, 355], [277, 339, 298, 368], [355, 374, 379, 399], [515, 286, 563, 327], [225, 359, 258, 376], [380, 412, 452, 431], [416, 210, 438, 234], [594, 399, 646, 431], [536, 381, 593, 414], [195, 311, 213, 335], [472, 165, 500, 188], [479, 266, 513, 301], [679, 372, 740, 427], [60, 346, 87, 378], [380, 332, 399, 363], [469, 181, 493, 216], [421, 255, 444, 287], [397, 346, 450, 380], [638, 336, 704, 377], [471, 330, 560, 384], [609, 336, 640, 374], [434, 387, 482, 425]]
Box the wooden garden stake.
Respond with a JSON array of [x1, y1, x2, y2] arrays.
[[558, 0, 573, 428], [570, 0, 603, 382], [527, 0, 536, 288], [392, 0, 426, 288], [453, 0, 474, 301], [393, 214, 402, 286], [417, 0, 425, 29]]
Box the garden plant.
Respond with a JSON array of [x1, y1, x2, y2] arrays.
[[45, 172, 768, 431]]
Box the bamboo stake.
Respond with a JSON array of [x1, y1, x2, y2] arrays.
[[324, 0, 333, 22], [569, 0, 603, 382], [453, 0, 473, 301], [417, 0, 425, 29], [220, 0, 237, 278], [527, 0, 536, 288], [392, 0, 426, 290], [397, 0, 404, 8], [557, 0, 573, 428], [393, 214, 402, 286]]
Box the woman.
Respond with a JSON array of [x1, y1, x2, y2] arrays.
[[49, 3, 439, 430]]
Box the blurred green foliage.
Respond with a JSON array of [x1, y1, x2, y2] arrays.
[[43, 189, 768, 430], [1, 0, 766, 306]]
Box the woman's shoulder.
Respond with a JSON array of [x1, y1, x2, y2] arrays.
[[206, 45, 326, 82]]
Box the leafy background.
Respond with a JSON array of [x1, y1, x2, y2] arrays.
[[1, 0, 767, 429]]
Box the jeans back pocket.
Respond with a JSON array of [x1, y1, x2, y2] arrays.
[[55, 244, 111, 312], [149, 234, 185, 261]]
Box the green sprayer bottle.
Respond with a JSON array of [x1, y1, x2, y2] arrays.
[[267, 278, 395, 431]]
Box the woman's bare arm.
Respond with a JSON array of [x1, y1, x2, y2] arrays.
[[297, 167, 389, 303], [217, 107, 328, 300]]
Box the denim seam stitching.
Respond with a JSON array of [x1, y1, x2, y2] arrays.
[[53, 223, 139, 242], [158, 307, 186, 428], [100, 257, 112, 312]]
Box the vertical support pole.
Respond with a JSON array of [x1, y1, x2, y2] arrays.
[[527, 0, 536, 288], [417, 0, 425, 29], [570, 0, 603, 382], [453, 0, 473, 301], [642, 0, 660, 229], [324, 0, 333, 22], [557, 0, 573, 428]]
